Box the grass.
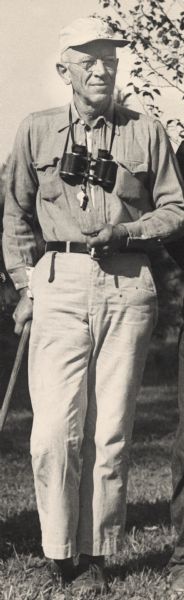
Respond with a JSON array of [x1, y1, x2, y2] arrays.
[[0, 333, 183, 599]]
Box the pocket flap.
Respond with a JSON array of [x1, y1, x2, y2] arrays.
[[33, 158, 62, 201], [33, 157, 60, 171]]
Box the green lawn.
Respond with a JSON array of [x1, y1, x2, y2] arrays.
[[0, 337, 182, 599]]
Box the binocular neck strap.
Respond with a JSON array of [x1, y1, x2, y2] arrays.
[[68, 103, 116, 154], [61, 106, 73, 158], [109, 107, 116, 156], [69, 104, 75, 146]]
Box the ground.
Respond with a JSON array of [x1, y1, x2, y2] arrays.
[[0, 334, 183, 599]]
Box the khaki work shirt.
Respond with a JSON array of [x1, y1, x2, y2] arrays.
[[3, 102, 184, 290]]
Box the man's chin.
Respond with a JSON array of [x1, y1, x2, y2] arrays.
[[89, 89, 112, 105]]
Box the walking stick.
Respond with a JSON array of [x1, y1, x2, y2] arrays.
[[0, 319, 31, 431]]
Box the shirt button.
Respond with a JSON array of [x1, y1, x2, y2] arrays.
[[80, 119, 85, 125]]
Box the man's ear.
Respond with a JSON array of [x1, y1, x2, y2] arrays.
[[56, 63, 71, 85]]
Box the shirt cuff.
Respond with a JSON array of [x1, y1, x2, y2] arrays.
[[124, 221, 162, 250], [26, 266, 34, 289], [10, 266, 34, 291], [124, 221, 145, 239]]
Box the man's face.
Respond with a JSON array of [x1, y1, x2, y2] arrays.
[[62, 40, 118, 107]]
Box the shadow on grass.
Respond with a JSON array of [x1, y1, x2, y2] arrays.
[[142, 339, 179, 386], [133, 405, 178, 440], [106, 547, 172, 581], [0, 510, 42, 560], [126, 499, 171, 530], [106, 500, 173, 578], [0, 500, 171, 561], [0, 414, 32, 455]]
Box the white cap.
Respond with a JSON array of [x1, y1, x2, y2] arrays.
[[59, 16, 129, 55]]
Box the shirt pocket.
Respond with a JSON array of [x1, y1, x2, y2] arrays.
[[33, 158, 63, 202], [115, 159, 149, 203]]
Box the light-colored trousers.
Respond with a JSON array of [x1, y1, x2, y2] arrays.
[[29, 251, 157, 559]]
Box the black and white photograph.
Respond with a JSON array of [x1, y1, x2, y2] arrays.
[[0, 1, 184, 598]]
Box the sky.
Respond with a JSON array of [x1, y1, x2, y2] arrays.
[[0, 0, 101, 162], [0, 0, 183, 163]]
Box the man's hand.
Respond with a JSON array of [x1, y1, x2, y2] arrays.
[[12, 289, 33, 335], [81, 223, 128, 256]]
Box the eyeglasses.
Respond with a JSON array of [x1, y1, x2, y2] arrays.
[[66, 57, 119, 72]]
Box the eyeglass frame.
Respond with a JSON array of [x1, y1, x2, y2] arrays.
[[63, 56, 119, 72]]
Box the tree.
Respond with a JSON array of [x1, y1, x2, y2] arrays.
[[97, 0, 184, 144]]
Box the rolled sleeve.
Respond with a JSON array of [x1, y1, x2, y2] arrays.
[[124, 120, 184, 245]]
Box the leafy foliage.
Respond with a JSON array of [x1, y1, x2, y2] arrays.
[[97, 0, 184, 142]]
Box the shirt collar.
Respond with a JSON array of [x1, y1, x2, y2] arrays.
[[70, 98, 114, 129], [58, 99, 120, 134]]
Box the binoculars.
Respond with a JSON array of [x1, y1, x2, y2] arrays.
[[60, 144, 117, 191]]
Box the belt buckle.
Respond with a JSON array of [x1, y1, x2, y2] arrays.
[[90, 247, 99, 261], [66, 241, 71, 253]]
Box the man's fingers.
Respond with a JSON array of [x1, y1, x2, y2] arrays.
[[12, 311, 23, 335], [14, 321, 24, 335], [12, 296, 33, 335], [13, 312, 30, 335], [82, 229, 99, 236], [81, 223, 106, 237], [87, 234, 109, 248]]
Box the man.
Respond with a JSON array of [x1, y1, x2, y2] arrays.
[[164, 141, 184, 593], [3, 15, 184, 594]]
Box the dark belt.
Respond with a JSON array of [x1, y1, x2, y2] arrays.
[[45, 240, 149, 257], [45, 241, 90, 254]]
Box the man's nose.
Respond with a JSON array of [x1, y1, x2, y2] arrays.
[[93, 59, 106, 75]]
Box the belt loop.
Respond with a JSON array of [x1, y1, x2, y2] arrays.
[[66, 241, 71, 253], [48, 251, 57, 283], [90, 247, 99, 261]]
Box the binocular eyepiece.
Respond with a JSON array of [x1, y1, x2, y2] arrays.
[[60, 144, 117, 191]]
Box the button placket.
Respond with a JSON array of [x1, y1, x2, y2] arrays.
[[92, 128, 106, 223]]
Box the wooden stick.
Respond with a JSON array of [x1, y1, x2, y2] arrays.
[[0, 320, 31, 431]]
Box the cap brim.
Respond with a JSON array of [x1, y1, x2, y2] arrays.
[[70, 37, 129, 48], [61, 36, 129, 54], [112, 39, 129, 46]]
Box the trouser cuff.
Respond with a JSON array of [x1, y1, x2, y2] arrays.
[[43, 542, 76, 560]]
